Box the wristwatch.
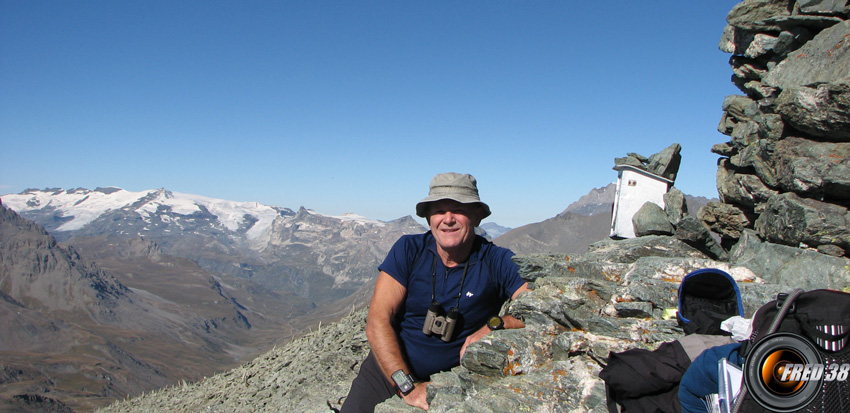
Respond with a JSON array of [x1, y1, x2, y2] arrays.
[[487, 315, 505, 331], [391, 369, 415, 395]]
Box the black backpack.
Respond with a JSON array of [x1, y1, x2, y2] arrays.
[[677, 268, 744, 336], [733, 289, 850, 412]]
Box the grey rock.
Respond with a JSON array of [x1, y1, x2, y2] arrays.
[[633, 202, 675, 237], [614, 155, 646, 169], [647, 143, 683, 181], [730, 229, 850, 290], [771, 136, 850, 199], [627, 152, 650, 163], [585, 235, 710, 264], [612, 143, 682, 181], [818, 243, 847, 256], [754, 191, 850, 250], [744, 32, 781, 59], [613, 301, 654, 318], [726, 0, 793, 32], [762, 13, 845, 30], [797, 0, 849, 15], [664, 187, 688, 225], [764, 20, 850, 90], [675, 216, 730, 261], [712, 142, 737, 157], [716, 158, 778, 212], [776, 83, 850, 141], [698, 201, 753, 240]]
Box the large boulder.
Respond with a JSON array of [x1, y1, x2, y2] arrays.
[[730, 229, 850, 290], [632, 202, 675, 237], [754, 192, 850, 250], [770, 136, 850, 199], [764, 20, 850, 90], [775, 83, 850, 141]]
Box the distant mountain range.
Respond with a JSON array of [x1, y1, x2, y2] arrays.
[[3, 187, 425, 305], [0, 203, 312, 412]]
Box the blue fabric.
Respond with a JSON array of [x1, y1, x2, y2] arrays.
[[679, 342, 743, 413], [379, 232, 525, 380]]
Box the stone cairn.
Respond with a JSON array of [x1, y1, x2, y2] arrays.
[[614, 143, 730, 261], [704, 0, 850, 257], [96, 1, 850, 412]]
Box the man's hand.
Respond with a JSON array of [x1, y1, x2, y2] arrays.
[[459, 325, 491, 359], [459, 314, 527, 359], [402, 382, 429, 410]]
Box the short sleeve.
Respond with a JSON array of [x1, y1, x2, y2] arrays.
[[488, 245, 525, 299], [378, 234, 421, 287]]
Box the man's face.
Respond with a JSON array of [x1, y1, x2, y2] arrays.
[[427, 199, 481, 255]]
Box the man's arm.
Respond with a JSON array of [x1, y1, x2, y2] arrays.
[[366, 271, 429, 410], [459, 281, 529, 359]]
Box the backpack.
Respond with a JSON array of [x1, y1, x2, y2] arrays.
[[677, 268, 744, 336], [733, 289, 850, 412]]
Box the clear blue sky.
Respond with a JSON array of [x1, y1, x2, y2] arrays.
[[1, 1, 741, 228]]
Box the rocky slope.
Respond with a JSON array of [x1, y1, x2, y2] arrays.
[[0, 204, 300, 412], [0, 189, 425, 411], [96, 233, 850, 412]]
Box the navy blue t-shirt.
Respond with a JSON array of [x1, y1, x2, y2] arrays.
[[378, 231, 525, 380]]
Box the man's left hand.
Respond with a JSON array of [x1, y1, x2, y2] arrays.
[[459, 325, 491, 359]]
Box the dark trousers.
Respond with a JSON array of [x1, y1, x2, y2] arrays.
[[340, 351, 398, 412]]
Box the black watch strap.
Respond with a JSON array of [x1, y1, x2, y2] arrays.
[[487, 315, 505, 330], [391, 369, 414, 395]]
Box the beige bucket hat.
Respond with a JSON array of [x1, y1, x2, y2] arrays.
[[415, 172, 491, 219]]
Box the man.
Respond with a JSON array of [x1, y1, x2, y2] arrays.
[[341, 173, 528, 411]]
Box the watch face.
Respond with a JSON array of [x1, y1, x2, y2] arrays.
[[488, 316, 503, 330], [392, 370, 414, 394]]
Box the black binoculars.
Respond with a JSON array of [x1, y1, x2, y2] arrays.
[[422, 301, 459, 342]]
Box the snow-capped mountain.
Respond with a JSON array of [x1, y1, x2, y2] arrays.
[[6, 187, 301, 240], [2, 187, 426, 305]]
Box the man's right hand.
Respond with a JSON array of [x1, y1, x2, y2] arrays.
[[402, 382, 430, 410]]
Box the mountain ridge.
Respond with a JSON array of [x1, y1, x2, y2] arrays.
[[0, 204, 271, 411], [494, 182, 715, 255]]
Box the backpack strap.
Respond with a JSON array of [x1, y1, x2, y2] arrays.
[[731, 288, 805, 413]]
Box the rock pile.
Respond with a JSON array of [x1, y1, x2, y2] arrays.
[[612, 143, 730, 261], [706, 0, 850, 255]]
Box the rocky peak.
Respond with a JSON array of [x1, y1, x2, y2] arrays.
[[559, 183, 617, 217], [0, 203, 129, 312]]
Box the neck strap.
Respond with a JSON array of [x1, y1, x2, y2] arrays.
[[431, 255, 469, 310]]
